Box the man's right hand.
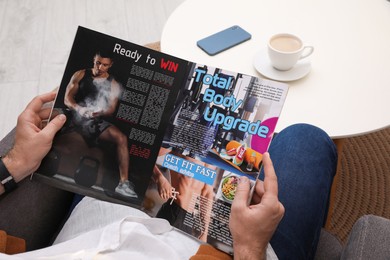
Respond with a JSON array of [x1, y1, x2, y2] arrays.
[[229, 152, 285, 260]]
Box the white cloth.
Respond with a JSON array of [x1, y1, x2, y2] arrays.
[[0, 197, 278, 259]]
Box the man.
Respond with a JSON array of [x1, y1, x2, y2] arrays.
[[0, 92, 340, 259], [64, 52, 136, 198]]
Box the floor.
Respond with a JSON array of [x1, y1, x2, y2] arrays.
[[0, 0, 184, 139]]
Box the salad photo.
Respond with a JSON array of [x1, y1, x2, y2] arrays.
[[221, 175, 239, 202]]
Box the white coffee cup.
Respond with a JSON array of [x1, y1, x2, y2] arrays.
[[268, 33, 314, 71]]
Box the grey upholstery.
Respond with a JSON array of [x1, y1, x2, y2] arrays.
[[315, 215, 390, 260], [341, 215, 390, 260], [315, 229, 343, 260]]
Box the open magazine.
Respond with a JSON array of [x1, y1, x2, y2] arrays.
[[36, 26, 289, 254]]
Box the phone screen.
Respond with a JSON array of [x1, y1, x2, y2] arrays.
[[197, 25, 251, 56]]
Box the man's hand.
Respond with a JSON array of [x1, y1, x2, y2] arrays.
[[2, 91, 67, 182], [229, 152, 285, 260]]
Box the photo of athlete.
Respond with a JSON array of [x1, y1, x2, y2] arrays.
[[64, 51, 137, 198]]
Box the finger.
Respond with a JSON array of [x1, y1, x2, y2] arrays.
[[40, 114, 66, 139], [251, 180, 265, 204], [232, 176, 250, 209], [25, 91, 57, 113], [42, 100, 54, 110], [38, 107, 53, 120], [161, 191, 167, 200], [262, 152, 279, 197], [161, 189, 168, 200], [255, 179, 265, 196]]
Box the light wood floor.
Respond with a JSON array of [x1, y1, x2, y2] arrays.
[[0, 0, 184, 139]]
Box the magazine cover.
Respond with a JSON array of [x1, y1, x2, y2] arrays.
[[37, 26, 289, 254]]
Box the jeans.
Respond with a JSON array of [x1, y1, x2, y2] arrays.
[[259, 124, 338, 260]]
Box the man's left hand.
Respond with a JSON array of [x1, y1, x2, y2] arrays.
[[2, 91, 67, 182]]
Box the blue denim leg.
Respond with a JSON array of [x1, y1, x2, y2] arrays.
[[258, 124, 338, 260]]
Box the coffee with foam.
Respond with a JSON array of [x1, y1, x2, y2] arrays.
[[270, 35, 302, 52]]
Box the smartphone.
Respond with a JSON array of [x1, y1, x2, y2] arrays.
[[197, 25, 252, 56]]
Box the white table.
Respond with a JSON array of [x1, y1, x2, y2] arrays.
[[161, 0, 390, 138]]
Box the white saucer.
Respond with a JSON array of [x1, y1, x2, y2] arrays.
[[253, 49, 311, 82]]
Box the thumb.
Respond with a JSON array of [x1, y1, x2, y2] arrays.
[[41, 114, 67, 139], [232, 176, 251, 209]]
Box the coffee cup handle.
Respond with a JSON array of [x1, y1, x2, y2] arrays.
[[299, 46, 314, 60]]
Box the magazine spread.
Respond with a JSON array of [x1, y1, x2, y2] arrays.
[[37, 26, 289, 254]]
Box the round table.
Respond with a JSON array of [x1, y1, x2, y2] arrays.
[[161, 0, 390, 138]]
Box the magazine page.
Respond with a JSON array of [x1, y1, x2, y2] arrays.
[[37, 26, 190, 207], [143, 63, 288, 254]]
